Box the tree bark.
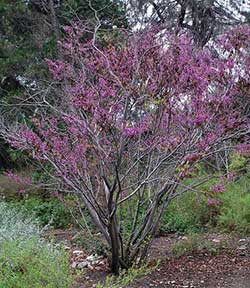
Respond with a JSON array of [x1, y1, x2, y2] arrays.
[[48, 0, 60, 45], [108, 218, 121, 275]]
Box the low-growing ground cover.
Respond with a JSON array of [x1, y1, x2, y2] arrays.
[[0, 202, 73, 288]]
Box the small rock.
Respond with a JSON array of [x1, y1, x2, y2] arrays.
[[238, 245, 247, 250], [239, 239, 247, 243], [77, 261, 89, 269], [73, 250, 83, 254], [86, 255, 96, 261], [71, 262, 77, 269], [212, 238, 221, 243], [238, 245, 247, 256]]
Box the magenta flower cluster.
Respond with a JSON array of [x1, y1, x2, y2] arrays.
[[5, 170, 32, 186], [6, 25, 250, 189]]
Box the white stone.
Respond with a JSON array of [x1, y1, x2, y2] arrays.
[[77, 261, 89, 269]]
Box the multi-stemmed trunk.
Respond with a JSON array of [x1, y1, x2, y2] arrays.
[[105, 183, 177, 274]]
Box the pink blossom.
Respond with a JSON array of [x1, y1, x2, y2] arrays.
[[18, 189, 26, 195], [226, 172, 235, 182], [4, 24, 250, 208], [211, 182, 225, 193], [45, 59, 66, 80], [123, 127, 140, 137], [237, 143, 250, 155], [207, 197, 223, 206], [63, 26, 73, 34], [185, 153, 199, 162], [5, 171, 32, 186], [194, 112, 207, 126]]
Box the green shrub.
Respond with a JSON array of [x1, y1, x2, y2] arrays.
[[218, 176, 250, 234], [0, 201, 73, 288], [160, 171, 250, 235], [10, 197, 73, 229], [229, 153, 250, 173], [0, 202, 40, 242], [118, 202, 145, 239], [159, 191, 211, 234], [30, 198, 73, 229], [0, 238, 73, 288]]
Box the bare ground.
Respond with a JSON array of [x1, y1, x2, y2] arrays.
[[50, 230, 250, 288]]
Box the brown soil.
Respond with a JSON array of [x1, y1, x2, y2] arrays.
[[128, 252, 250, 288], [52, 230, 250, 288]]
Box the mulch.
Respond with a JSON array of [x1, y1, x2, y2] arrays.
[[48, 230, 250, 288]]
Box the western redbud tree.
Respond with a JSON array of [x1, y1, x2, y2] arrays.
[[1, 25, 250, 274]]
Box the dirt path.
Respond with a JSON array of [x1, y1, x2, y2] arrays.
[[70, 233, 250, 288], [128, 253, 250, 288]]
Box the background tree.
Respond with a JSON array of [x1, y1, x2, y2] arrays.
[[126, 0, 250, 46]]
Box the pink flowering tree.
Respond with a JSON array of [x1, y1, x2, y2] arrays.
[[1, 24, 250, 274]]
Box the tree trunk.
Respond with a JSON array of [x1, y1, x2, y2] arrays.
[[108, 218, 121, 275], [48, 0, 60, 45]]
